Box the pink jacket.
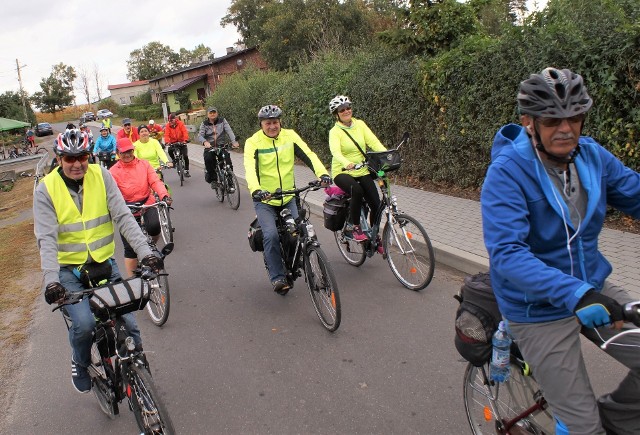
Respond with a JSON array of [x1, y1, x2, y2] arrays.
[[109, 158, 168, 205]]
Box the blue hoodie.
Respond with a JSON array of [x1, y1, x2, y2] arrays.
[[481, 124, 640, 323], [93, 134, 116, 153]]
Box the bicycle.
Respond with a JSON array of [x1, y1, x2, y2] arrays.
[[462, 301, 640, 435], [52, 266, 176, 434], [127, 201, 174, 327], [167, 142, 187, 187], [333, 133, 435, 291], [96, 151, 116, 169], [207, 144, 240, 210], [250, 181, 342, 332], [32, 151, 50, 192]]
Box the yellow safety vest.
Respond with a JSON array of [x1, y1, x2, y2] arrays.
[[42, 165, 115, 264]]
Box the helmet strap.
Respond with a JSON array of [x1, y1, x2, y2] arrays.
[[530, 121, 582, 164]]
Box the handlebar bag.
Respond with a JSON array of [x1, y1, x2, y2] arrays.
[[323, 195, 349, 232], [454, 272, 502, 367], [89, 277, 150, 317], [366, 149, 402, 173]]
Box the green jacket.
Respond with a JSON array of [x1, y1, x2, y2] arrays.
[[244, 128, 328, 207], [329, 118, 386, 178]]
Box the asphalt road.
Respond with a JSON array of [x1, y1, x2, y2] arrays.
[[3, 122, 631, 434]]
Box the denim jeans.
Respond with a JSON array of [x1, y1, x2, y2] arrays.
[[254, 199, 298, 283], [58, 260, 142, 368]]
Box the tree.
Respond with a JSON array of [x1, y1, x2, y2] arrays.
[[177, 44, 214, 67], [31, 63, 76, 114], [94, 63, 105, 101], [76, 67, 92, 106], [126, 42, 180, 81], [0, 91, 36, 124]]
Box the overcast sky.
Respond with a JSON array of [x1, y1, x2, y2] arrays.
[[0, 0, 239, 104]]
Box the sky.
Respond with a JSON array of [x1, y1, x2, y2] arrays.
[[0, 0, 239, 104]]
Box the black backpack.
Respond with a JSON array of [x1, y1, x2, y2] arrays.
[[454, 272, 502, 367]]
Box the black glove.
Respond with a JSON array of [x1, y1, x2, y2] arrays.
[[252, 190, 270, 201], [574, 290, 623, 328], [320, 174, 332, 185], [45, 282, 66, 305], [141, 254, 164, 273], [162, 195, 173, 206]]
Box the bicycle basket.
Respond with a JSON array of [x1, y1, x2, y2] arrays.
[[366, 149, 401, 173], [248, 217, 264, 252], [89, 277, 150, 317]]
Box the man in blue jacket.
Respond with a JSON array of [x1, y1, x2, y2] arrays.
[[481, 67, 640, 435]]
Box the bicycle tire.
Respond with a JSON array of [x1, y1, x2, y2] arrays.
[[463, 362, 554, 435], [304, 245, 341, 332], [176, 158, 184, 187], [382, 213, 435, 290], [90, 343, 119, 418], [226, 171, 240, 210], [158, 205, 174, 245], [128, 363, 176, 434], [334, 228, 367, 266], [146, 271, 171, 326], [215, 167, 225, 202]]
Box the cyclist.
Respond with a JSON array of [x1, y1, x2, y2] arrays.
[[481, 67, 640, 435], [34, 129, 163, 394], [328, 95, 387, 242], [197, 106, 239, 190], [26, 127, 35, 147], [134, 124, 171, 170], [165, 113, 191, 178], [116, 117, 139, 143], [93, 125, 117, 168], [110, 138, 172, 277], [101, 115, 112, 132], [244, 105, 331, 294], [148, 119, 164, 144]]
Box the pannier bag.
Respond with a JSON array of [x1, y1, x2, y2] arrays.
[[248, 217, 264, 252], [454, 272, 502, 367], [323, 195, 349, 232], [366, 149, 402, 173], [89, 277, 150, 317]]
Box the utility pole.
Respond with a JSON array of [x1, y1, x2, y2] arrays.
[[16, 59, 29, 123]]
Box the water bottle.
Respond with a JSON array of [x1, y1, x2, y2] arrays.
[[490, 321, 511, 383], [280, 209, 298, 235]]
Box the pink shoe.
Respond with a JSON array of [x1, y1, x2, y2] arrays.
[[375, 236, 384, 255], [352, 225, 369, 242]]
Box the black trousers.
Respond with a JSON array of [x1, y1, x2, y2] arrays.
[[168, 143, 189, 170], [334, 173, 380, 227], [121, 209, 160, 258], [203, 148, 233, 181]]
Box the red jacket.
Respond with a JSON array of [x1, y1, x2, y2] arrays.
[[109, 158, 168, 206], [164, 120, 189, 144], [117, 127, 139, 143]]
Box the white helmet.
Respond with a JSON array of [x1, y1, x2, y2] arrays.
[[55, 129, 90, 156], [149, 119, 155, 125], [258, 105, 283, 120], [329, 95, 351, 114]]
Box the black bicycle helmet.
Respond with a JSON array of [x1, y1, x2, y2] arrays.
[[518, 67, 592, 118], [258, 105, 282, 120], [55, 129, 90, 155]]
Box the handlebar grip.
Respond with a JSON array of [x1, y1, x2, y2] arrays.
[[623, 301, 640, 326]]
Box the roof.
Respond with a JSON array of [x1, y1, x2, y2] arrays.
[[160, 74, 207, 93], [0, 117, 30, 132], [149, 47, 255, 82], [107, 80, 150, 90]]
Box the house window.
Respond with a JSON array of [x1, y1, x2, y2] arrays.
[[197, 88, 206, 101], [120, 97, 126, 104]]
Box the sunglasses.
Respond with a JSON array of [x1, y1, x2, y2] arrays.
[[338, 105, 352, 114], [537, 113, 586, 128], [123, 123, 131, 127], [61, 154, 90, 164]]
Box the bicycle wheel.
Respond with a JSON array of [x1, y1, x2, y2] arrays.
[[146, 271, 170, 326], [176, 158, 184, 187], [127, 363, 176, 434], [158, 205, 174, 245], [382, 213, 435, 290], [36, 147, 48, 154], [90, 343, 118, 418], [214, 168, 225, 202], [334, 227, 367, 266], [226, 171, 240, 210], [463, 362, 555, 435], [304, 245, 341, 332]]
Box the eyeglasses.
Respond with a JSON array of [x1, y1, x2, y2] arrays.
[[338, 105, 352, 114], [123, 123, 131, 127], [119, 150, 135, 156], [61, 154, 90, 164], [537, 113, 586, 128]]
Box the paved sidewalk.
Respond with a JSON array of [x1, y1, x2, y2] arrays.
[[186, 143, 640, 299]]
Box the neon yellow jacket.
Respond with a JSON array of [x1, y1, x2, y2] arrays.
[[244, 128, 328, 207], [134, 138, 169, 169], [329, 118, 386, 178], [42, 165, 115, 264]]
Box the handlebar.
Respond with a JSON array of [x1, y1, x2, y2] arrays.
[[623, 301, 640, 326], [252, 180, 323, 201], [127, 200, 169, 213], [341, 131, 409, 171], [52, 266, 157, 312]]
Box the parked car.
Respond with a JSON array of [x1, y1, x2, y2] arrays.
[[96, 109, 113, 119], [80, 112, 96, 123], [34, 122, 53, 136]]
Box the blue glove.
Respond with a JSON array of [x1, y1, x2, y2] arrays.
[[574, 290, 623, 328]]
